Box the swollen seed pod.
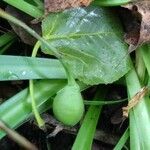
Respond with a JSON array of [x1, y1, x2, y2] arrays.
[[53, 83, 84, 126]]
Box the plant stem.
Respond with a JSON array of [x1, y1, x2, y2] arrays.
[[0, 121, 37, 150], [29, 80, 44, 127], [0, 79, 67, 139], [0, 8, 61, 58], [60, 60, 76, 86], [31, 41, 40, 57], [84, 98, 127, 105], [0, 8, 75, 86], [29, 41, 45, 127]]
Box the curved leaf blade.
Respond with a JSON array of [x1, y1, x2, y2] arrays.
[[0, 55, 66, 81], [42, 6, 130, 85], [0, 79, 66, 139]]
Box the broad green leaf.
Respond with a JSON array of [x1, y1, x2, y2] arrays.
[[0, 55, 66, 81], [42, 6, 130, 85]]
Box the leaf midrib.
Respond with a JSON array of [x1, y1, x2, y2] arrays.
[[44, 31, 120, 40]]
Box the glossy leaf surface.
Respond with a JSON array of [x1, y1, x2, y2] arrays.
[[0, 55, 66, 81], [42, 6, 130, 85]]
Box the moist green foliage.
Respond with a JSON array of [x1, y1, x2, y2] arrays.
[[53, 83, 84, 126], [42, 6, 130, 85]]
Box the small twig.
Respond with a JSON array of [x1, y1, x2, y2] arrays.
[[42, 114, 119, 145], [0, 120, 38, 150], [122, 86, 149, 118], [43, 114, 77, 132], [47, 125, 63, 138]]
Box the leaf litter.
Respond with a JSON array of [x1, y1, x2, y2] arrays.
[[44, 0, 93, 14], [122, 86, 149, 118], [122, 0, 150, 52]]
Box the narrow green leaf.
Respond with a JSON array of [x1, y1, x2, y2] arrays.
[[135, 48, 146, 84], [126, 59, 150, 149], [0, 80, 87, 139], [141, 45, 150, 76], [72, 90, 105, 150], [0, 79, 66, 139], [93, 0, 131, 6], [0, 41, 14, 54], [0, 55, 66, 81], [0, 32, 15, 47], [73, 106, 101, 150], [114, 127, 129, 150], [42, 6, 130, 85], [3, 0, 43, 18]]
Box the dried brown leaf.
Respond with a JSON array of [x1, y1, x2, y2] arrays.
[[122, 86, 149, 118], [44, 0, 92, 14], [123, 1, 150, 51]]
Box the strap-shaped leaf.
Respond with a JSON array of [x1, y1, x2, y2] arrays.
[[93, 0, 131, 6], [0, 55, 65, 81], [42, 6, 130, 85]]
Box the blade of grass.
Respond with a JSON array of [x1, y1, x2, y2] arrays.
[[72, 88, 106, 150], [0, 8, 61, 58], [0, 40, 14, 54], [141, 44, 150, 76], [93, 0, 131, 6], [135, 48, 146, 85], [0, 8, 77, 90], [0, 79, 66, 139], [0, 55, 66, 81], [3, 0, 43, 18], [114, 127, 129, 150], [32, 0, 44, 10], [0, 80, 87, 139], [0, 32, 16, 47], [125, 59, 150, 149]]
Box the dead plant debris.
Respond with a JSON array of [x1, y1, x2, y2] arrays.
[[123, 1, 150, 51], [122, 86, 149, 118], [44, 0, 92, 14]]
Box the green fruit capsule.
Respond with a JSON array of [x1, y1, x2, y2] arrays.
[[53, 83, 84, 126]]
